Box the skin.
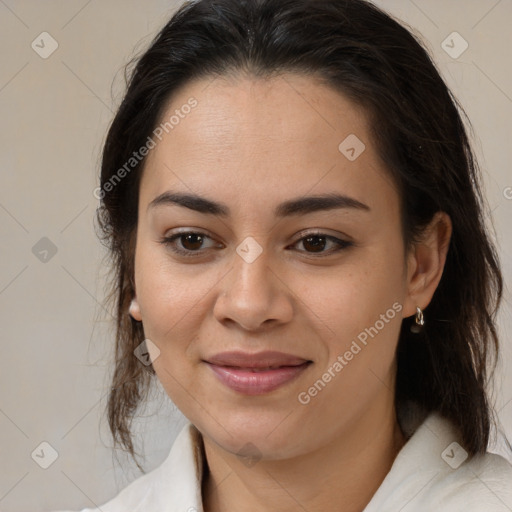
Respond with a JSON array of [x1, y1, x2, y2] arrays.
[[129, 72, 452, 512]]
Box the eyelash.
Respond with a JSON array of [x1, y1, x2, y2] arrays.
[[158, 230, 353, 258]]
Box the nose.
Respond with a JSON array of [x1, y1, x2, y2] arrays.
[[212, 240, 294, 332]]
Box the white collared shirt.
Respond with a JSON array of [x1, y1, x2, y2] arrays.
[[56, 410, 512, 511]]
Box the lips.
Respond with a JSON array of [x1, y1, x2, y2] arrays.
[[205, 350, 310, 369], [204, 350, 312, 395]]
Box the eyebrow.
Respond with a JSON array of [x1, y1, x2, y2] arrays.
[[147, 191, 370, 217]]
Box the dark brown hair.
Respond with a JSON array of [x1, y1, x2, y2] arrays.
[[95, 0, 504, 470]]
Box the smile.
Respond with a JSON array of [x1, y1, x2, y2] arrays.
[[204, 361, 312, 395]]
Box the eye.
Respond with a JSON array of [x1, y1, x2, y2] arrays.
[[291, 232, 353, 256], [159, 231, 222, 257]]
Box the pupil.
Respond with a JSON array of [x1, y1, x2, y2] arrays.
[[304, 236, 326, 252], [183, 234, 203, 250]]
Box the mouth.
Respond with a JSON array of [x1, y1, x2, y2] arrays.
[[217, 365, 303, 372], [203, 351, 313, 395], [204, 350, 311, 368]]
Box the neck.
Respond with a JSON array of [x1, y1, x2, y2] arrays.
[[201, 399, 406, 512]]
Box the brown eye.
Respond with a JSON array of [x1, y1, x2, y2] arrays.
[[293, 233, 353, 256], [302, 235, 328, 253], [159, 231, 220, 258], [180, 233, 205, 251]]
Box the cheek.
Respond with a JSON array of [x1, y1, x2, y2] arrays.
[[296, 255, 404, 419], [297, 245, 405, 343], [302, 244, 405, 400], [135, 242, 210, 330], [135, 250, 205, 410], [133, 243, 226, 397]]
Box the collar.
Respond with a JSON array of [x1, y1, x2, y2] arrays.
[[150, 402, 431, 511], [137, 405, 511, 511], [110, 421, 206, 511]]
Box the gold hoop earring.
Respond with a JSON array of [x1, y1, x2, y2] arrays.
[[410, 306, 424, 333]]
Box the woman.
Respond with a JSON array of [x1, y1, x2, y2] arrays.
[[62, 0, 512, 510]]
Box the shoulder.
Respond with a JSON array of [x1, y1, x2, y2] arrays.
[[364, 410, 512, 512], [426, 449, 512, 510], [54, 422, 203, 512]]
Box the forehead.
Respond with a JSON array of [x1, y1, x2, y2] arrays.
[[139, 72, 397, 219]]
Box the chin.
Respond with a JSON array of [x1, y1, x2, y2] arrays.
[[197, 411, 307, 461]]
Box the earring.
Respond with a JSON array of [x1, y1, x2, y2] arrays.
[[128, 298, 141, 321], [410, 306, 424, 333]]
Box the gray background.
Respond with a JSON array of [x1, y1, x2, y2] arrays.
[[0, 0, 511, 510]]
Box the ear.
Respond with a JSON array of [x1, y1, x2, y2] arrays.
[[129, 296, 142, 322], [402, 211, 452, 319]]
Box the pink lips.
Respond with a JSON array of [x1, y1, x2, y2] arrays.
[[204, 350, 312, 395]]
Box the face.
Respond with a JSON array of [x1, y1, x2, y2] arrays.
[[131, 73, 413, 460]]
